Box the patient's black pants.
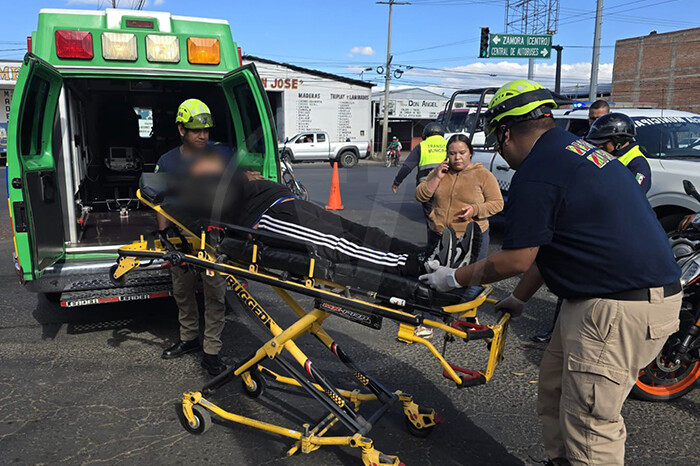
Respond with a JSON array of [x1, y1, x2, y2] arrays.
[[256, 200, 425, 277]]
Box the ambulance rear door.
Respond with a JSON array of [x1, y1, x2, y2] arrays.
[[11, 54, 65, 274], [220, 63, 280, 182]]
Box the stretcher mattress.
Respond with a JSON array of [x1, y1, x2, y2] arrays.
[[139, 173, 482, 308]]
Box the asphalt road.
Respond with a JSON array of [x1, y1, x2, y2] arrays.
[[0, 162, 698, 465]]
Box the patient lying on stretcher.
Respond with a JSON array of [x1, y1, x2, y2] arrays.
[[167, 149, 481, 279]]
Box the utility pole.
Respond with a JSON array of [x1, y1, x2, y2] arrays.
[[553, 45, 563, 93], [377, 0, 409, 158], [528, 59, 534, 80], [589, 0, 603, 101]]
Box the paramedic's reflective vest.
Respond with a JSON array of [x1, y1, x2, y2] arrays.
[[617, 144, 646, 167], [417, 135, 447, 182]]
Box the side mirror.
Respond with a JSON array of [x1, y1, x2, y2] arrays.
[[284, 137, 289, 143], [683, 180, 697, 197]]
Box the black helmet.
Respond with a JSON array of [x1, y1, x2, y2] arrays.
[[422, 122, 445, 140], [585, 112, 636, 149]]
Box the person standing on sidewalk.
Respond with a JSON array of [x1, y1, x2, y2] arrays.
[[391, 122, 447, 239], [419, 80, 681, 465], [155, 98, 228, 376]]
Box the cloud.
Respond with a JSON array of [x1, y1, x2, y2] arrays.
[[396, 61, 613, 93], [349, 46, 375, 56], [153, 0, 165, 5]]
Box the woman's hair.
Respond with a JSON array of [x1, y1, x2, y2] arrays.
[[446, 133, 473, 155]]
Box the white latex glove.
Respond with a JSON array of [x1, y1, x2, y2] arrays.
[[494, 293, 526, 318], [419, 265, 460, 292]]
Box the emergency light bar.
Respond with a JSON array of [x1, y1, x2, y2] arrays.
[[55, 30, 93, 59], [101, 32, 137, 61], [145, 35, 180, 63], [187, 37, 220, 65]]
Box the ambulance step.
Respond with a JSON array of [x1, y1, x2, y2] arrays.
[[59, 283, 173, 308]]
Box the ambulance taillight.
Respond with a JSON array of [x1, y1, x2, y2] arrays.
[[55, 30, 93, 59]]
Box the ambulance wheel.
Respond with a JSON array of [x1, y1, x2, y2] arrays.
[[182, 405, 212, 435], [109, 264, 126, 287], [405, 416, 435, 438], [242, 371, 266, 398]]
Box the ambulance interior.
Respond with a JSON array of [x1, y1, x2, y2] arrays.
[[55, 77, 258, 250]]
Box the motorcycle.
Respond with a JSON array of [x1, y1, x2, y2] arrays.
[[385, 149, 398, 168], [279, 141, 309, 201], [632, 179, 700, 401]]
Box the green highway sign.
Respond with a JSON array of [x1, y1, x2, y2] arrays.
[[487, 33, 552, 59]]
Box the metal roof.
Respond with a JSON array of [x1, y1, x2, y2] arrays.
[[242, 55, 373, 88], [371, 87, 447, 100]]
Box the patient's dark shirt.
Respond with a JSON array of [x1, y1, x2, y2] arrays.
[[177, 170, 293, 228]]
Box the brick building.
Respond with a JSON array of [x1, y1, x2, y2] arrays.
[[611, 27, 700, 113]]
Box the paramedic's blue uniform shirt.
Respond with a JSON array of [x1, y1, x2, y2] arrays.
[[155, 143, 232, 174], [502, 127, 680, 299]]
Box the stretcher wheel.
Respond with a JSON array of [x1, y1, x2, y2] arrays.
[[242, 371, 266, 398], [182, 405, 212, 435], [404, 416, 434, 438], [109, 264, 126, 287]]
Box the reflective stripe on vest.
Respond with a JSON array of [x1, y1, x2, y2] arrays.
[[617, 144, 646, 167], [418, 135, 447, 168]]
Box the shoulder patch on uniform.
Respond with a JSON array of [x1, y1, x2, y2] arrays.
[[565, 139, 615, 168], [635, 173, 645, 185], [565, 140, 593, 156]]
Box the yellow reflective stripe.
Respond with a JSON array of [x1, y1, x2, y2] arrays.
[[419, 136, 447, 167], [617, 145, 646, 167]]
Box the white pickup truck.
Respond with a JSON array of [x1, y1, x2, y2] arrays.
[[471, 108, 700, 231], [281, 131, 370, 168]]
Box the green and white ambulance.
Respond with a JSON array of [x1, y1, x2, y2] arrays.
[[6, 8, 279, 306]]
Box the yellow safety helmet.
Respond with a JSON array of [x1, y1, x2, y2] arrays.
[[484, 80, 556, 135], [176, 98, 215, 129]]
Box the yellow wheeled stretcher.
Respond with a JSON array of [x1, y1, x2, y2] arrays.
[[112, 178, 510, 466]]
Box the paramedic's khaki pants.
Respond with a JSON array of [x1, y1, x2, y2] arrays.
[[537, 289, 681, 466], [170, 266, 227, 355]]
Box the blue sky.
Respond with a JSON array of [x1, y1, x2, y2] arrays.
[[1, 0, 697, 92]]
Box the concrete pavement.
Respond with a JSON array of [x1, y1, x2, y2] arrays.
[[0, 164, 698, 465]]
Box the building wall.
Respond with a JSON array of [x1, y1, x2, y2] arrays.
[[242, 59, 372, 143], [611, 27, 700, 113], [0, 61, 21, 156]]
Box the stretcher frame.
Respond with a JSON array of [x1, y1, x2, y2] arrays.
[[113, 190, 510, 465]]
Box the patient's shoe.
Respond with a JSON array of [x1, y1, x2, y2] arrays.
[[452, 223, 482, 269], [426, 226, 457, 267]]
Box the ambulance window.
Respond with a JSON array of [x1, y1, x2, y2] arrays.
[[20, 77, 50, 156], [231, 81, 265, 154], [133, 107, 153, 138]]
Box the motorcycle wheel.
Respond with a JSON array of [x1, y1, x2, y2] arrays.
[[632, 309, 700, 401], [384, 157, 392, 168], [632, 359, 700, 401]]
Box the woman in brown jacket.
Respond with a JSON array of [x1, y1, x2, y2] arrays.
[[416, 133, 504, 260]]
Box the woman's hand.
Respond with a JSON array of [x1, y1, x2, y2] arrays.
[[455, 205, 474, 222], [435, 161, 450, 180]]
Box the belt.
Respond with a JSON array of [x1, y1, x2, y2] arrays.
[[599, 282, 682, 301], [251, 196, 296, 228]]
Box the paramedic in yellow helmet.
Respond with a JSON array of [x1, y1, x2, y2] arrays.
[[419, 80, 681, 465], [155, 98, 229, 376]]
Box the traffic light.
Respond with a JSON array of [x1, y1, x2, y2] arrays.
[[479, 27, 490, 58]]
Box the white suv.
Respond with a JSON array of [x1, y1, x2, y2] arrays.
[[471, 108, 700, 231]]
